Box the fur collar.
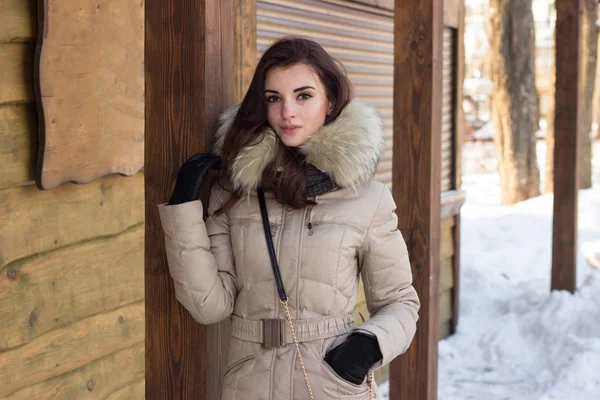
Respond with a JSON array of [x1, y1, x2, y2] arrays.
[[213, 99, 384, 194]]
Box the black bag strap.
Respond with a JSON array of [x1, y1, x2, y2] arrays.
[[257, 187, 288, 302]]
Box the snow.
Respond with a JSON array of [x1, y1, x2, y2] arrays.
[[582, 240, 600, 269], [379, 140, 600, 399]]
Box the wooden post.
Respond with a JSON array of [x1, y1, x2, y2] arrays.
[[145, 0, 234, 399], [205, 3, 256, 399], [391, 0, 443, 399], [551, 0, 582, 293], [233, 0, 257, 103]]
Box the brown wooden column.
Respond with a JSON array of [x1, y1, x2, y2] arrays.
[[391, 0, 443, 399], [205, 4, 256, 400], [233, 0, 257, 103], [551, 0, 582, 293], [145, 0, 234, 398]]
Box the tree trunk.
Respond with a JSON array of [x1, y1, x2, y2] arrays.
[[489, 0, 540, 205], [544, 56, 556, 194], [595, 2, 600, 143], [579, 0, 598, 189]]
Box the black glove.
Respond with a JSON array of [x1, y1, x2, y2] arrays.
[[324, 332, 382, 385], [167, 153, 222, 205]]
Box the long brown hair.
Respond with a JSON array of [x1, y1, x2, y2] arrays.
[[216, 37, 353, 214]]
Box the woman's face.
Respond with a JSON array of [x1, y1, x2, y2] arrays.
[[264, 63, 332, 147]]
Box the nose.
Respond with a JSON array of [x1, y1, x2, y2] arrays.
[[281, 101, 296, 120]]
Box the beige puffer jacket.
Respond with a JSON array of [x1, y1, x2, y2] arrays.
[[158, 100, 420, 399]]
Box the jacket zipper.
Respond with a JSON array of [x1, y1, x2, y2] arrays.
[[305, 206, 314, 235]]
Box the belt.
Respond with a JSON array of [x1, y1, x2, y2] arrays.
[[230, 311, 355, 349]]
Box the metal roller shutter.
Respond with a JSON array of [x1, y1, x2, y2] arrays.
[[442, 27, 456, 192]]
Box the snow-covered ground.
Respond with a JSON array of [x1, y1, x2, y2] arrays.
[[379, 140, 600, 399]]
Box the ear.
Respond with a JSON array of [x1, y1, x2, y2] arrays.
[[327, 101, 333, 116]]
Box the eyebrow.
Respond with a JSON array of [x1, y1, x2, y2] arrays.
[[263, 86, 316, 95]]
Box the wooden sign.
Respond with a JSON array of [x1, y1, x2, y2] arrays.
[[35, 0, 144, 189]]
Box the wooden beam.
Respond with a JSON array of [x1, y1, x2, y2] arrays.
[[0, 302, 144, 397], [391, 0, 442, 399], [0, 173, 144, 271], [233, 0, 256, 103], [106, 378, 145, 400], [207, 3, 238, 398], [3, 343, 144, 400], [0, 104, 37, 189], [552, 0, 582, 293], [145, 1, 234, 399], [0, 0, 36, 43], [0, 224, 144, 350], [0, 43, 35, 104]]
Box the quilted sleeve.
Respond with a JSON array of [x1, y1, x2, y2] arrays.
[[353, 184, 420, 367], [158, 184, 237, 324]]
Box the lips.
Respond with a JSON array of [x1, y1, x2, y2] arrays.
[[281, 125, 301, 134]]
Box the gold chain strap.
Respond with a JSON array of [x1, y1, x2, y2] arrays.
[[280, 299, 376, 399], [368, 370, 375, 400], [281, 298, 315, 399]]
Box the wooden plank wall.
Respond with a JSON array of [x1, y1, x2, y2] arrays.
[[0, 1, 145, 398]]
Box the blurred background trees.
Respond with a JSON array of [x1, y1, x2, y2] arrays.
[[463, 0, 598, 204], [488, 0, 540, 205], [578, 0, 598, 189]]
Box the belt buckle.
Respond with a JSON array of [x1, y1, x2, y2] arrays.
[[261, 319, 286, 348]]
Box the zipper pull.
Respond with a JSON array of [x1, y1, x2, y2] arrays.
[[307, 222, 314, 236], [270, 222, 278, 237]]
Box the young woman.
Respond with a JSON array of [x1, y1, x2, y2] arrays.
[[159, 37, 419, 400]]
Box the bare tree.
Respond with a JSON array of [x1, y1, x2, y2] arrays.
[[544, 57, 556, 193], [489, 0, 540, 205], [579, 0, 598, 188], [547, 0, 598, 192]]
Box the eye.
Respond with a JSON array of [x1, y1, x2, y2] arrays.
[[266, 95, 280, 103], [298, 93, 312, 100]]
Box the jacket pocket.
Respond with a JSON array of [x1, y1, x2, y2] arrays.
[[321, 359, 368, 390], [222, 355, 255, 381]]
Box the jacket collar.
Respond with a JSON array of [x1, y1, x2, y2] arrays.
[[213, 99, 385, 195]]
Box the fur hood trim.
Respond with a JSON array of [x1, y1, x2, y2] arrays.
[[213, 99, 384, 194]]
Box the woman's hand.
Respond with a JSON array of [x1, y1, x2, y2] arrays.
[[168, 153, 221, 205], [324, 332, 382, 385]]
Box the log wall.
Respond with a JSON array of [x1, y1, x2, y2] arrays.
[[0, 1, 145, 398]]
